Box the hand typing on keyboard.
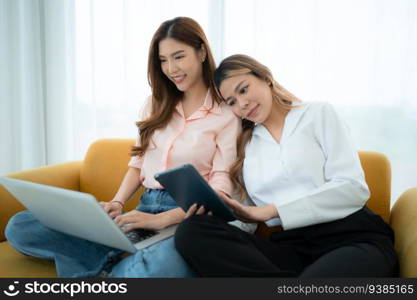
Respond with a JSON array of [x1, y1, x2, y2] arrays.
[[114, 209, 176, 231], [120, 223, 132, 231], [120, 224, 158, 243]]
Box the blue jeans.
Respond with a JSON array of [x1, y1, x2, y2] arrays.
[[5, 189, 195, 278]]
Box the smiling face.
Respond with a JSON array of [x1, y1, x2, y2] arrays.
[[158, 37, 205, 92], [219, 73, 274, 124]]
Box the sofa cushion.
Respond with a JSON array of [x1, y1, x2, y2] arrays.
[[359, 151, 391, 223], [0, 241, 56, 277]]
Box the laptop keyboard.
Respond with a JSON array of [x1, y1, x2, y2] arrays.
[[124, 228, 159, 244]]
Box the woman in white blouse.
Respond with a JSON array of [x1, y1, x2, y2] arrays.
[[174, 54, 398, 277]]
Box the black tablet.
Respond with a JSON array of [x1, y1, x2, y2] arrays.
[[154, 164, 236, 222]]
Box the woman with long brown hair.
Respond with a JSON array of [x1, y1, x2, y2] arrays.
[[5, 17, 240, 277], [175, 54, 398, 277]]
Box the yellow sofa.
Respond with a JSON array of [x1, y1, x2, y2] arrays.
[[1, 139, 416, 277]]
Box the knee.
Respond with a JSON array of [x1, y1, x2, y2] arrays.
[[174, 216, 201, 248], [174, 215, 212, 255], [5, 211, 34, 246]]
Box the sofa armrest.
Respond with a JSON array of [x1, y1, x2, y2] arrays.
[[390, 187, 417, 277], [0, 161, 82, 241]]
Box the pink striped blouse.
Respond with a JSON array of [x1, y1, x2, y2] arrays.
[[128, 90, 241, 196]]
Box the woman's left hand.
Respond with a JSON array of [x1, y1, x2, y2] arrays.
[[114, 210, 167, 232], [218, 193, 278, 223]]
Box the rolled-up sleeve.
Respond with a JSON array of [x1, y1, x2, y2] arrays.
[[128, 96, 152, 169], [208, 114, 241, 196]]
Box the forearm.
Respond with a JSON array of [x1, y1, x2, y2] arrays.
[[112, 167, 142, 204], [264, 204, 279, 221], [224, 194, 279, 223], [158, 207, 186, 227]]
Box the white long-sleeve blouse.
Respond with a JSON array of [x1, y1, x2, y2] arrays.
[[243, 102, 370, 230]]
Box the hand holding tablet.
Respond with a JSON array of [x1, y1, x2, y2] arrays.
[[154, 164, 236, 222]]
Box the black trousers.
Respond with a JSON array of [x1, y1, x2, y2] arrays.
[[174, 207, 399, 277]]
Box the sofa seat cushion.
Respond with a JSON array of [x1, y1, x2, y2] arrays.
[[0, 241, 56, 277]]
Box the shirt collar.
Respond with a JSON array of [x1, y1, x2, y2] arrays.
[[198, 89, 222, 115], [175, 89, 223, 120], [253, 102, 309, 142]]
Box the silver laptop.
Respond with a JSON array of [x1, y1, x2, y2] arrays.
[[0, 177, 177, 253]]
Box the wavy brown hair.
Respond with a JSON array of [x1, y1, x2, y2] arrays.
[[213, 54, 301, 200], [131, 17, 218, 157]]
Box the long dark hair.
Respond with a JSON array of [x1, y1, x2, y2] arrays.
[[214, 54, 301, 199], [131, 17, 218, 157]]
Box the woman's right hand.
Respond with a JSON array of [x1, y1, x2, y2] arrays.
[[184, 203, 212, 219], [100, 201, 124, 218], [183, 190, 224, 219]]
